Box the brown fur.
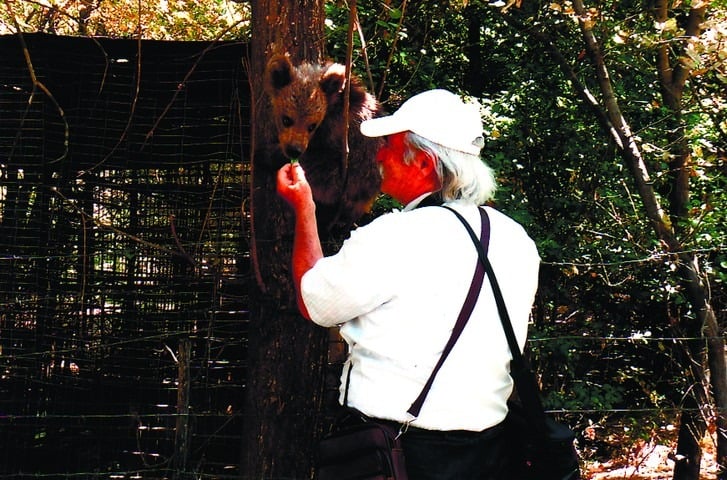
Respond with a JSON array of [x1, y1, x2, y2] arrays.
[[263, 54, 382, 230]]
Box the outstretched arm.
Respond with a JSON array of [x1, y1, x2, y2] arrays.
[[276, 163, 322, 320]]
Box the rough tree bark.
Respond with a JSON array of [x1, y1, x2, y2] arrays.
[[241, 1, 329, 478]]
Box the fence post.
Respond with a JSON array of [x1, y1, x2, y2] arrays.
[[174, 337, 191, 478]]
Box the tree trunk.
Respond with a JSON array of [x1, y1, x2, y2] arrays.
[[651, 2, 727, 478], [674, 407, 704, 479], [242, 1, 329, 478], [464, 4, 484, 97]]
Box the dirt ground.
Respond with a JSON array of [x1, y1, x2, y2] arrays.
[[584, 437, 719, 480]]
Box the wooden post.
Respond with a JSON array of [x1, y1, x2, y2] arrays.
[[174, 337, 191, 478]]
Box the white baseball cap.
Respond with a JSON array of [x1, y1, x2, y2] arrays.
[[360, 89, 484, 155]]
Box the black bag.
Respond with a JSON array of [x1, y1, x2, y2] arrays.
[[504, 401, 581, 480], [316, 414, 407, 480]]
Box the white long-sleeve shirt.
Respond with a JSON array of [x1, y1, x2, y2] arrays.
[[301, 200, 540, 431]]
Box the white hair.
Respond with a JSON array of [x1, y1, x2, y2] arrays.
[[404, 132, 496, 205]]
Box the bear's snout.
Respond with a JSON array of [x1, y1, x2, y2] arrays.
[[284, 145, 304, 159]]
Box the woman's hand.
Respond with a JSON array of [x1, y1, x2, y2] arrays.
[[276, 162, 315, 215]]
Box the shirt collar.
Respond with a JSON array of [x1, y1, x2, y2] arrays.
[[403, 192, 442, 211]]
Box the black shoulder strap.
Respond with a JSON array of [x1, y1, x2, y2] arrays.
[[406, 206, 490, 418], [440, 206, 523, 367], [443, 206, 549, 433], [343, 206, 491, 418]]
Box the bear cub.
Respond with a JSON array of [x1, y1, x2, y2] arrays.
[[263, 54, 382, 231]]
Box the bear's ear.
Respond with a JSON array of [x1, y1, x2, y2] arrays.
[[319, 62, 346, 99], [265, 54, 294, 94]]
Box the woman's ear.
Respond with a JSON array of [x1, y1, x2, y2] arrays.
[[415, 149, 441, 189], [417, 150, 438, 175], [414, 149, 432, 169]]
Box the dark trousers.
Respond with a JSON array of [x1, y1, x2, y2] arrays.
[[399, 422, 507, 480]]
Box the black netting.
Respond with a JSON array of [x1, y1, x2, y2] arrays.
[[0, 33, 251, 477]]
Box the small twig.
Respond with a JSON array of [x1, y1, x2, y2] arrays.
[[81, 6, 144, 175], [377, 0, 408, 100], [354, 11, 375, 94], [6, 8, 70, 165], [169, 215, 196, 267], [52, 186, 194, 262], [342, 0, 355, 172]]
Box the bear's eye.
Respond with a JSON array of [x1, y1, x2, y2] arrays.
[[307, 123, 317, 133], [282, 116, 293, 127]]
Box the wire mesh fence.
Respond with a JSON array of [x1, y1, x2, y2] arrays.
[[1, 33, 250, 478]]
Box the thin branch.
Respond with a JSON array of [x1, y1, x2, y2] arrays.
[[80, 3, 144, 175], [377, 0, 408, 100], [5, 6, 70, 165], [51, 186, 193, 262], [342, 0, 355, 175]]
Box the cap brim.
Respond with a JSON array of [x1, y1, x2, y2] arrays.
[[360, 115, 408, 138]]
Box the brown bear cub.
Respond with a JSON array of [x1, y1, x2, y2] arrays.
[[263, 54, 382, 231]]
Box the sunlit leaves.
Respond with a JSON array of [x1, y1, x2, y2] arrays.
[[0, 0, 252, 40]]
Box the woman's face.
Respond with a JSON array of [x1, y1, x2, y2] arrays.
[[375, 132, 440, 204]]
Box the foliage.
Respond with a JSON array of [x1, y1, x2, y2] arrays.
[[0, 0, 251, 40]]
